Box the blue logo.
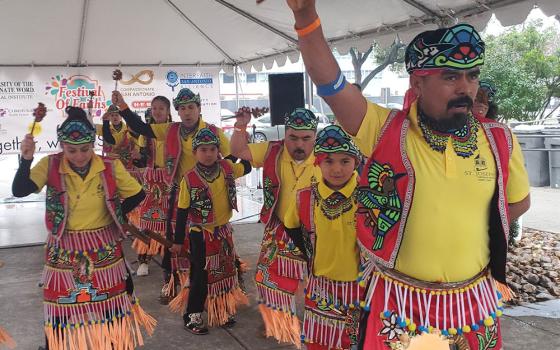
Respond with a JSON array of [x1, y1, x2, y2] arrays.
[[166, 71, 179, 91]]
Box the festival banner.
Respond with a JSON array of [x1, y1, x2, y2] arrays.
[[0, 67, 221, 155]]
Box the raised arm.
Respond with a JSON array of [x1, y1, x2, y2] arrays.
[[112, 91, 156, 138], [12, 134, 40, 197], [287, 0, 367, 135], [230, 107, 253, 161]]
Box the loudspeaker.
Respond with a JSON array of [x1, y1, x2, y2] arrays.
[[268, 73, 304, 126]]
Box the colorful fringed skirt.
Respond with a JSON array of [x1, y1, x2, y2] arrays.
[[131, 168, 174, 257], [361, 266, 504, 349], [255, 216, 306, 348], [169, 223, 248, 326], [41, 224, 156, 349], [302, 274, 362, 350]]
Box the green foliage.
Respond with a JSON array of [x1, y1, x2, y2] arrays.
[[482, 20, 560, 122]]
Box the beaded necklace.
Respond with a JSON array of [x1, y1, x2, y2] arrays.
[[196, 162, 220, 183], [418, 113, 479, 158], [311, 180, 355, 221]]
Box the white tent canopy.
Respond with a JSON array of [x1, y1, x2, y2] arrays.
[[1, 0, 559, 72]]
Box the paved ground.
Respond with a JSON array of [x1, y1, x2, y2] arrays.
[[1, 223, 559, 349], [523, 187, 560, 234]]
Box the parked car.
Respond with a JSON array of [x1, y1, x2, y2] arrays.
[[231, 113, 330, 143]]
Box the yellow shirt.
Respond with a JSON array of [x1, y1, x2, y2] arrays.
[[95, 123, 130, 147], [30, 154, 142, 231], [248, 142, 322, 223], [177, 160, 245, 230], [352, 102, 530, 282], [284, 173, 360, 282], [151, 119, 231, 180]]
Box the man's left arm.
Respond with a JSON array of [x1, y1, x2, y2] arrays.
[[507, 134, 531, 222]]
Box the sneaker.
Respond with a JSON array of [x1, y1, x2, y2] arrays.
[[223, 315, 236, 328], [184, 313, 209, 335], [136, 263, 149, 276]]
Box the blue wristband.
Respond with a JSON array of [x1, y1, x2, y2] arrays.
[[316, 71, 347, 97]]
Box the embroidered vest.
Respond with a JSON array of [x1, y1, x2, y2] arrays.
[[45, 153, 126, 237], [185, 159, 237, 226], [356, 110, 513, 283], [296, 186, 316, 266], [260, 141, 283, 224], [165, 122, 220, 184]]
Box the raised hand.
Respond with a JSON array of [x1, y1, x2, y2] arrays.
[[112, 90, 126, 108], [234, 106, 252, 127], [21, 134, 36, 160]]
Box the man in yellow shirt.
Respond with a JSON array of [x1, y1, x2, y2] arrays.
[[284, 125, 362, 350], [170, 128, 251, 335], [231, 107, 321, 346], [287, 1, 530, 349]]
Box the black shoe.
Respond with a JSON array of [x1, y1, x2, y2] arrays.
[[184, 313, 209, 335], [223, 315, 236, 328]]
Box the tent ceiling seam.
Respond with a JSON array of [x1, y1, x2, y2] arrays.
[[76, 0, 90, 66], [166, 0, 237, 64], [213, 0, 298, 45]]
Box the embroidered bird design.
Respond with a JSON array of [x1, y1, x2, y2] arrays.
[[357, 161, 405, 250]]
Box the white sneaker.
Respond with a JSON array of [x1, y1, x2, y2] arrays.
[[136, 263, 149, 276]]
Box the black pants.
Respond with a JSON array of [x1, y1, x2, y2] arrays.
[[162, 183, 178, 273], [185, 230, 207, 317]]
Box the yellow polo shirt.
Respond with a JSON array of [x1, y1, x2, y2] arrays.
[[248, 142, 322, 224], [95, 123, 130, 147], [177, 160, 245, 230], [352, 102, 530, 282], [29, 154, 142, 231], [284, 173, 360, 282], [151, 119, 231, 180]]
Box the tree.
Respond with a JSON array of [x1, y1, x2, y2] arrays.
[[349, 38, 406, 91], [482, 20, 560, 122]]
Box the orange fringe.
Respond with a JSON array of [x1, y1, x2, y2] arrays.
[[207, 288, 249, 327], [258, 304, 301, 349], [127, 208, 141, 227], [168, 272, 190, 314], [496, 281, 515, 302], [43, 303, 156, 350], [131, 238, 164, 257], [0, 326, 16, 349]]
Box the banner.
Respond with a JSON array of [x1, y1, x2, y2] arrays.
[[0, 67, 221, 155]]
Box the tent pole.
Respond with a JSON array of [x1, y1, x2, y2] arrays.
[[234, 65, 240, 109]]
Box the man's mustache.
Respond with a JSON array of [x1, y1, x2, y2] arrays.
[[447, 96, 473, 110]]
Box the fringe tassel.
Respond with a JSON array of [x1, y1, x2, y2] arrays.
[[0, 326, 16, 349], [207, 288, 249, 327], [258, 304, 301, 349], [131, 239, 149, 255], [127, 207, 142, 227], [161, 273, 177, 298], [495, 281, 515, 302], [43, 301, 155, 350], [276, 255, 306, 280], [131, 237, 164, 257], [303, 309, 346, 349], [168, 272, 190, 314]]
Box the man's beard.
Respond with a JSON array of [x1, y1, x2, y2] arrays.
[[419, 96, 473, 133]]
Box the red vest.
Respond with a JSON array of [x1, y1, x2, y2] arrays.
[[259, 141, 283, 224], [45, 153, 125, 237], [165, 122, 220, 184], [356, 110, 513, 283], [184, 160, 237, 225]]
